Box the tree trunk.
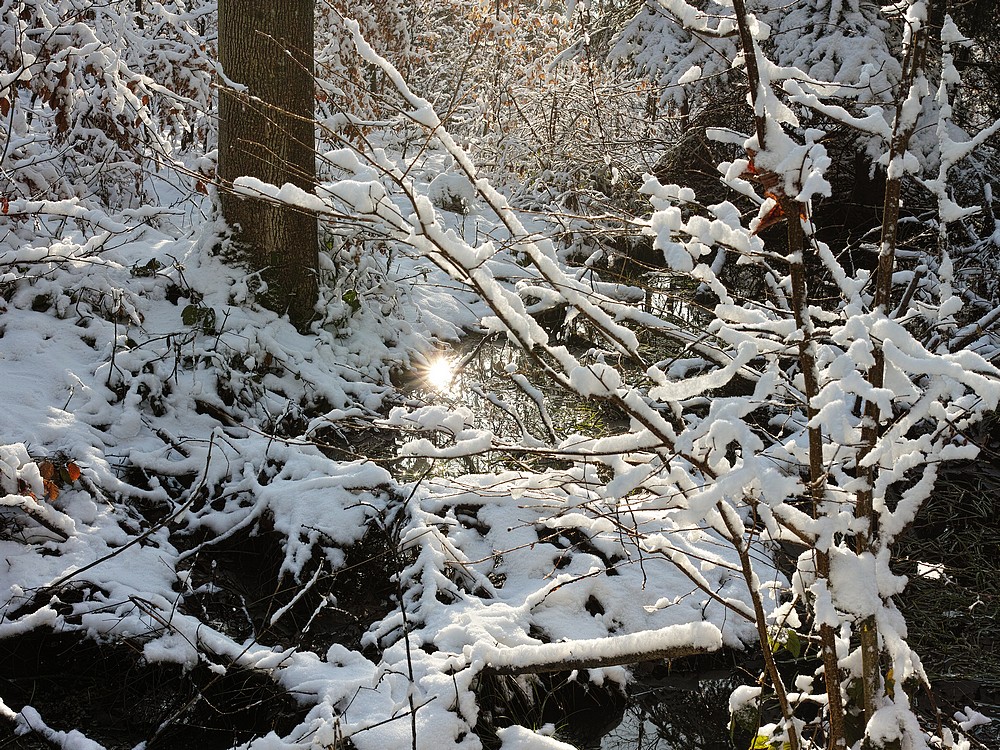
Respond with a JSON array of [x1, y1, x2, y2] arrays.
[[218, 0, 318, 330]]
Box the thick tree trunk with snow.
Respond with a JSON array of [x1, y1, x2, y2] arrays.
[[218, 0, 318, 330]]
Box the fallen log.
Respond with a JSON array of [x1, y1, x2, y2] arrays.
[[472, 621, 724, 675]]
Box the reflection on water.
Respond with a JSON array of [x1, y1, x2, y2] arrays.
[[402, 272, 712, 476], [409, 336, 621, 453], [524, 668, 747, 750], [423, 356, 457, 393], [598, 671, 743, 750], [414, 278, 704, 407], [643, 273, 710, 328]]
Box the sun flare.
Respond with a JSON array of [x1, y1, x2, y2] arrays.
[[425, 357, 456, 392]]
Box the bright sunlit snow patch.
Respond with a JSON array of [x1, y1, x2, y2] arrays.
[[497, 725, 578, 750], [916, 561, 949, 581], [955, 707, 992, 731]]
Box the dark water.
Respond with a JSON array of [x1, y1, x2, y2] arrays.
[[598, 670, 745, 750]]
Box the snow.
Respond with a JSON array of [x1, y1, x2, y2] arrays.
[[468, 621, 723, 672], [231, 177, 330, 214], [828, 548, 880, 618], [915, 562, 947, 581], [568, 363, 621, 396], [729, 684, 762, 715], [677, 64, 702, 85], [954, 707, 991, 732], [3, 4, 999, 750], [11, 705, 105, 749], [497, 725, 578, 750]]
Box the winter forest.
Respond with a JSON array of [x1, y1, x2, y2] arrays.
[[1, 1, 999, 749]]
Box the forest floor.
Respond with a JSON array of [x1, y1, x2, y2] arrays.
[[2, 400, 998, 750], [1, 476, 998, 750]]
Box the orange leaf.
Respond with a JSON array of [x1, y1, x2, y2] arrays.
[[752, 202, 786, 235], [39, 461, 56, 481], [45, 479, 60, 501], [66, 462, 81, 482]]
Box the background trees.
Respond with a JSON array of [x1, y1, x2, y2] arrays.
[[0, 1, 212, 214]]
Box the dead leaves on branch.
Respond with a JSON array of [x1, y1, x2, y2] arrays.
[[1, 446, 81, 540], [744, 151, 807, 236], [6, 456, 81, 504]]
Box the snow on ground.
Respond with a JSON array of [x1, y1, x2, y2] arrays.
[[0, 162, 772, 749]]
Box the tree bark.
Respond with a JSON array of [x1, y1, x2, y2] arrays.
[[854, 13, 930, 725], [218, 0, 318, 330], [731, 1, 846, 744]]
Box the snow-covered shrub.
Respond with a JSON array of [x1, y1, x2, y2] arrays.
[[315, 0, 413, 127], [323, 5, 1000, 749], [613, 0, 1000, 314], [0, 0, 214, 214]]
